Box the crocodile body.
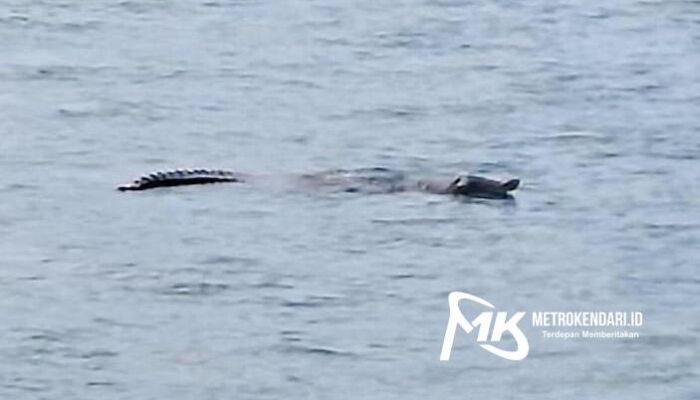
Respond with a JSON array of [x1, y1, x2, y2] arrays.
[[118, 167, 520, 199]]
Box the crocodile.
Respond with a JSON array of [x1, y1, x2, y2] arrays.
[[117, 167, 520, 199]]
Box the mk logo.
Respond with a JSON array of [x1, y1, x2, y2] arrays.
[[440, 292, 529, 361]]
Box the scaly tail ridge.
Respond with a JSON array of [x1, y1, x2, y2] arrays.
[[118, 169, 241, 191]]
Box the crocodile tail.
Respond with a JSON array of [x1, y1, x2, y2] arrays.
[[117, 169, 241, 191]]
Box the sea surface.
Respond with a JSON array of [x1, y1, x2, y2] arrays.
[[1, 1, 699, 398]]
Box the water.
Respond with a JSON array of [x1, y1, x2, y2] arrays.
[[1, 1, 699, 398]]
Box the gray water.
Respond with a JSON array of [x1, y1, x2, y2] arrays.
[[1, 1, 699, 398]]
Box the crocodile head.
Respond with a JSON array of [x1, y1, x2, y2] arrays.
[[447, 175, 520, 199]]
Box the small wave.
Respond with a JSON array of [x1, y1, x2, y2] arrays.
[[162, 282, 230, 296], [86, 381, 116, 387], [372, 217, 454, 225], [282, 295, 344, 308], [0, 183, 40, 192], [635, 334, 697, 348], [198, 255, 260, 266], [76, 349, 119, 360], [328, 105, 428, 121], [543, 130, 608, 142], [250, 281, 294, 289], [283, 344, 356, 357]]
